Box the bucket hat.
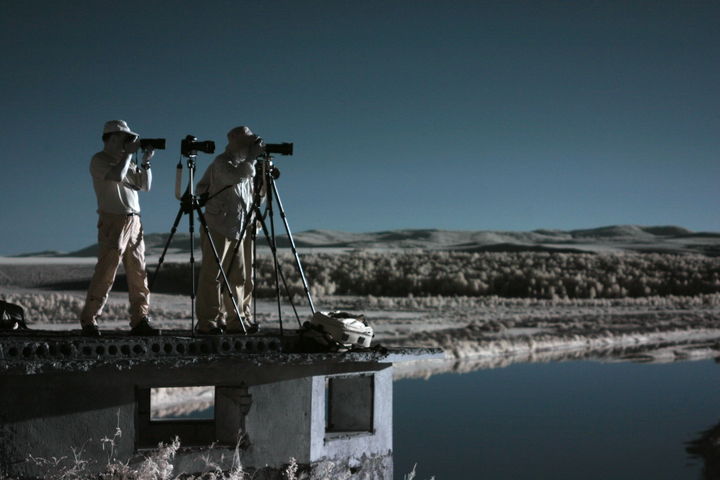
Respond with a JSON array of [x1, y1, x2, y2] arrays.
[[103, 120, 139, 140], [227, 126, 257, 140]]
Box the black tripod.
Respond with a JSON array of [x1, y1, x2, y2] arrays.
[[149, 150, 247, 335], [223, 154, 316, 336]]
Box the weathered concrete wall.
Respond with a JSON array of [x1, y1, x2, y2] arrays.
[[0, 354, 398, 479], [0, 370, 138, 478], [310, 369, 392, 465], [244, 377, 314, 466]]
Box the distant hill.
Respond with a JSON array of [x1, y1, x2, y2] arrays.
[[12, 250, 66, 258], [14, 225, 718, 258]]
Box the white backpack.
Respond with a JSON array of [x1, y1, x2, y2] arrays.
[[307, 311, 374, 348]]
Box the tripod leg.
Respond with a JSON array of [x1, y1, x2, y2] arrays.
[[224, 213, 250, 279], [263, 193, 284, 336], [224, 177, 264, 327], [224, 177, 264, 281], [250, 203, 304, 330], [188, 203, 197, 334], [223, 202, 255, 299], [251, 222, 258, 325], [149, 206, 185, 291], [195, 207, 247, 334], [219, 203, 257, 327], [270, 178, 316, 313]]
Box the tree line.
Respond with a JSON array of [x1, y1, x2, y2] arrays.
[[152, 251, 720, 300]]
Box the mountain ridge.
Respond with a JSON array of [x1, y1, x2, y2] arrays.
[[12, 225, 720, 258]]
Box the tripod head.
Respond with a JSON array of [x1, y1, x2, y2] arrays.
[[256, 156, 281, 180], [250, 137, 292, 180]]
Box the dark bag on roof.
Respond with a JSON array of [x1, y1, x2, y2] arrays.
[[0, 300, 28, 330]]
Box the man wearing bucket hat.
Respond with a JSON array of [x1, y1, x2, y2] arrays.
[[79, 120, 160, 336], [195, 126, 262, 334]]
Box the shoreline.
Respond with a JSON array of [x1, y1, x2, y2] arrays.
[[392, 328, 720, 379], [2, 286, 719, 379]]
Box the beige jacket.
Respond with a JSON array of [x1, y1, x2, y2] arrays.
[[90, 151, 151, 215], [196, 151, 255, 239]]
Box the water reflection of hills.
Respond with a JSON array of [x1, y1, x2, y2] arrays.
[[393, 341, 720, 380]]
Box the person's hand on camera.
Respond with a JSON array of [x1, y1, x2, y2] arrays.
[[248, 138, 264, 159], [125, 137, 140, 154], [141, 147, 154, 169]]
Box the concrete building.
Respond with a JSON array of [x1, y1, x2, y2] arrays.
[[0, 330, 440, 479]]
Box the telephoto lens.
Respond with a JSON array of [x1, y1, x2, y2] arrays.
[[139, 138, 166, 150], [181, 135, 216, 156], [265, 142, 293, 156]]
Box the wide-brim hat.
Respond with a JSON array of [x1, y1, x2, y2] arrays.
[[103, 120, 139, 140], [227, 126, 256, 140]]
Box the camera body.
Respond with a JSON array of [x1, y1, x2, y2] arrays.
[[181, 135, 215, 156], [139, 138, 166, 150]]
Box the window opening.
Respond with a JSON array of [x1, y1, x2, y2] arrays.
[[150, 386, 215, 421], [325, 374, 374, 435]]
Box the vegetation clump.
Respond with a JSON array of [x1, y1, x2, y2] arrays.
[[245, 251, 720, 299]]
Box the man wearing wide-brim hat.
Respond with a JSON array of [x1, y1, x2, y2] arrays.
[[195, 126, 262, 334], [79, 120, 160, 336]]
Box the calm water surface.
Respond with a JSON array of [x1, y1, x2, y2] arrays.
[[393, 359, 720, 480]]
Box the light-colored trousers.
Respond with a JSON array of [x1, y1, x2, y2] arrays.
[[80, 213, 150, 327], [196, 227, 253, 330]]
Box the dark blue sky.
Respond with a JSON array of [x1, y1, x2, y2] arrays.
[[1, 0, 718, 255]]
